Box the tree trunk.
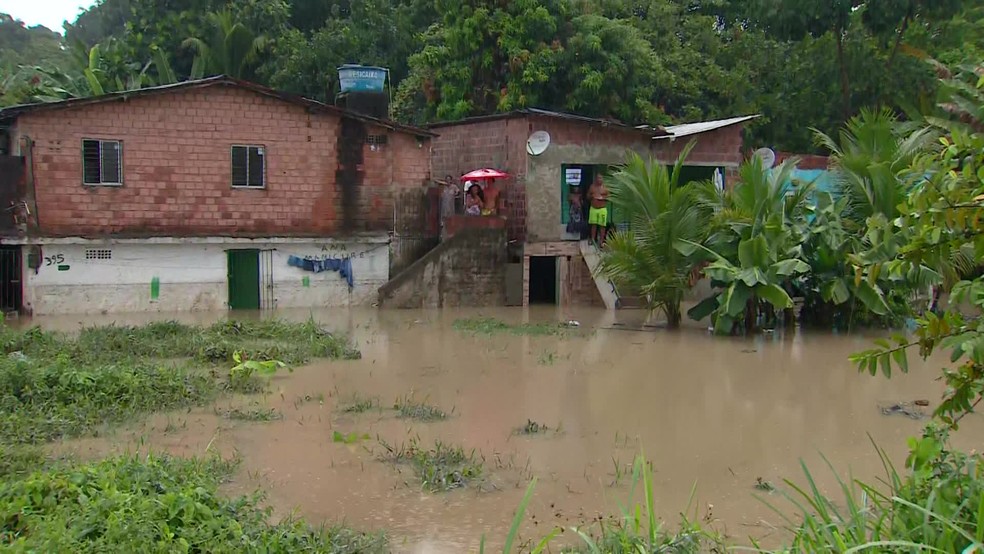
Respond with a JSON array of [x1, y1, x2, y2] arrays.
[[666, 301, 682, 329], [744, 296, 757, 334], [783, 307, 796, 328], [885, 10, 913, 74], [835, 29, 852, 122]]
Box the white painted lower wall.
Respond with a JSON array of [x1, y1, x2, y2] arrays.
[[19, 237, 389, 315]]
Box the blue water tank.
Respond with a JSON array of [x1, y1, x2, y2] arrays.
[[337, 65, 387, 93]]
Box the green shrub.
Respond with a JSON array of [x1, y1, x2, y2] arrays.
[[0, 454, 386, 553]]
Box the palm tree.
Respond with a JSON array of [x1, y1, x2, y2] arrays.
[[813, 107, 937, 223], [183, 11, 268, 80], [598, 146, 704, 328]]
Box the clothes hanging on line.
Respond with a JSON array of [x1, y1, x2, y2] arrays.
[[287, 255, 354, 289]]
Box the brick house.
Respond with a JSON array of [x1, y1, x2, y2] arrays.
[[0, 76, 434, 314], [428, 109, 755, 307]]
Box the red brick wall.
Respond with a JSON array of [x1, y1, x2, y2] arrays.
[[529, 116, 652, 153], [17, 85, 430, 237], [430, 118, 525, 181], [430, 116, 528, 242], [652, 126, 744, 166], [442, 214, 506, 239], [360, 127, 431, 231]]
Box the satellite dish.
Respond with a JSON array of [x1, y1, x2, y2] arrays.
[[754, 147, 776, 168], [527, 131, 550, 156]]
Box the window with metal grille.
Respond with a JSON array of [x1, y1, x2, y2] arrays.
[[82, 139, 122, 185], [84, 249, 112, 260], [365, 135, 388, 146], [231, 145, 265, 187]]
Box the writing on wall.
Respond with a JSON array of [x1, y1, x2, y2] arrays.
[[319, 243, 384, 259], [44, 253, 65, 266]]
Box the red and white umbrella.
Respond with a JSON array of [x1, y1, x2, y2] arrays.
[[460, 168, 510, 181]]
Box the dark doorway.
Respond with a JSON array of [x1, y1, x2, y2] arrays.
[[0, 246, 21, 313], [227, 249, 260, 310], [528, 256, 557, 305], [0, 156, 25, 234]]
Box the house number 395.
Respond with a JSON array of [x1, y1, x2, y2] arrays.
[[45, 254, 65, 266]]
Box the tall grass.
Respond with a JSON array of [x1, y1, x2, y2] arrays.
[[568, 455, 722, 553], [496, 453, 724, 553], [0, 318, 360, 443], [753, 439, 984, 553], [0, 453, 386, 552]]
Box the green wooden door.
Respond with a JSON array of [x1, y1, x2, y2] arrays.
[[227, 249, 260, 310]]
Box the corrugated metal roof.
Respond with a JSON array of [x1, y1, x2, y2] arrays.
[[655, 114, 760, 140], [0, 75, 435, 137]]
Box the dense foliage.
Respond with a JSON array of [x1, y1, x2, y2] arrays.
[[0, 318, 357, 444], [592, 55, 984, 553], [2, 1, 983, 151], [599, 64, 983, 333], [0, 454, 386, 552]]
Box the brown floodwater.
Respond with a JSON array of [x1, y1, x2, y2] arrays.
[[37, 306, 984, 553]]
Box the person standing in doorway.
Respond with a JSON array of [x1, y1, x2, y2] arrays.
[[588, 174, 609, 246], [482, 178, 502, 216]]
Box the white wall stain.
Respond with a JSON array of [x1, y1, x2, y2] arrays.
[[21, 239, 389, 315]]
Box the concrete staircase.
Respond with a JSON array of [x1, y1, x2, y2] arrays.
[[378, 228, 507, 308], [578, 240, 620, 310]]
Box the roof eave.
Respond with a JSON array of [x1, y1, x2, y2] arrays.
[[0, 75, 435, 138]]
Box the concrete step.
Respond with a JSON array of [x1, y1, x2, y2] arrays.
[[578, 240, 619, 311]]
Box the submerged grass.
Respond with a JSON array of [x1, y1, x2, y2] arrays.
[[501, 453, 723, 553], [219, 406, 283, 421], [379, 437, 483, 492], [0, 453, 386, 553], [0, 318, 359, 444], [452, 317, 572, 337], [339, 393, 381, 414], [393, 394, 450, 421]]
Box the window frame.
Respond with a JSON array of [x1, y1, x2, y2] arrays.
[[230, 144, 266, 189], [81, 138, 124, 187]]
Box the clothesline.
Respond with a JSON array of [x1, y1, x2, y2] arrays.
[[286, 255, 354, 289]]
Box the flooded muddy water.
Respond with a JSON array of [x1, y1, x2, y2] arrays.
[[39, 307, 983, 552]]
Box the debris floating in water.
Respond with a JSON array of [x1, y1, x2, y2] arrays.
[[879, 402, 926, 419]]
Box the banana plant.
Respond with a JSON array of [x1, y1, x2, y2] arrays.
[[683, 231, 810, 335]]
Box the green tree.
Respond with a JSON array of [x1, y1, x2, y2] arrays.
[[0, 14, 70, 68], [850, 60, 984, 430], [557, 14, 661, 124], [264, 0, 425, 102], [599, 146, 705, 328], [397, 0, 570, 122], [183, 10, 269, 79], [814, 108, 938, 223], [63, 0, 132, 46]]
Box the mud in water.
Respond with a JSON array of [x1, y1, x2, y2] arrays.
[[43, 306, 984, 553]]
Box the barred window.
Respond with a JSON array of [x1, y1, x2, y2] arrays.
[[232, 145, 265, 188], [82, 139, 122, 185]]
